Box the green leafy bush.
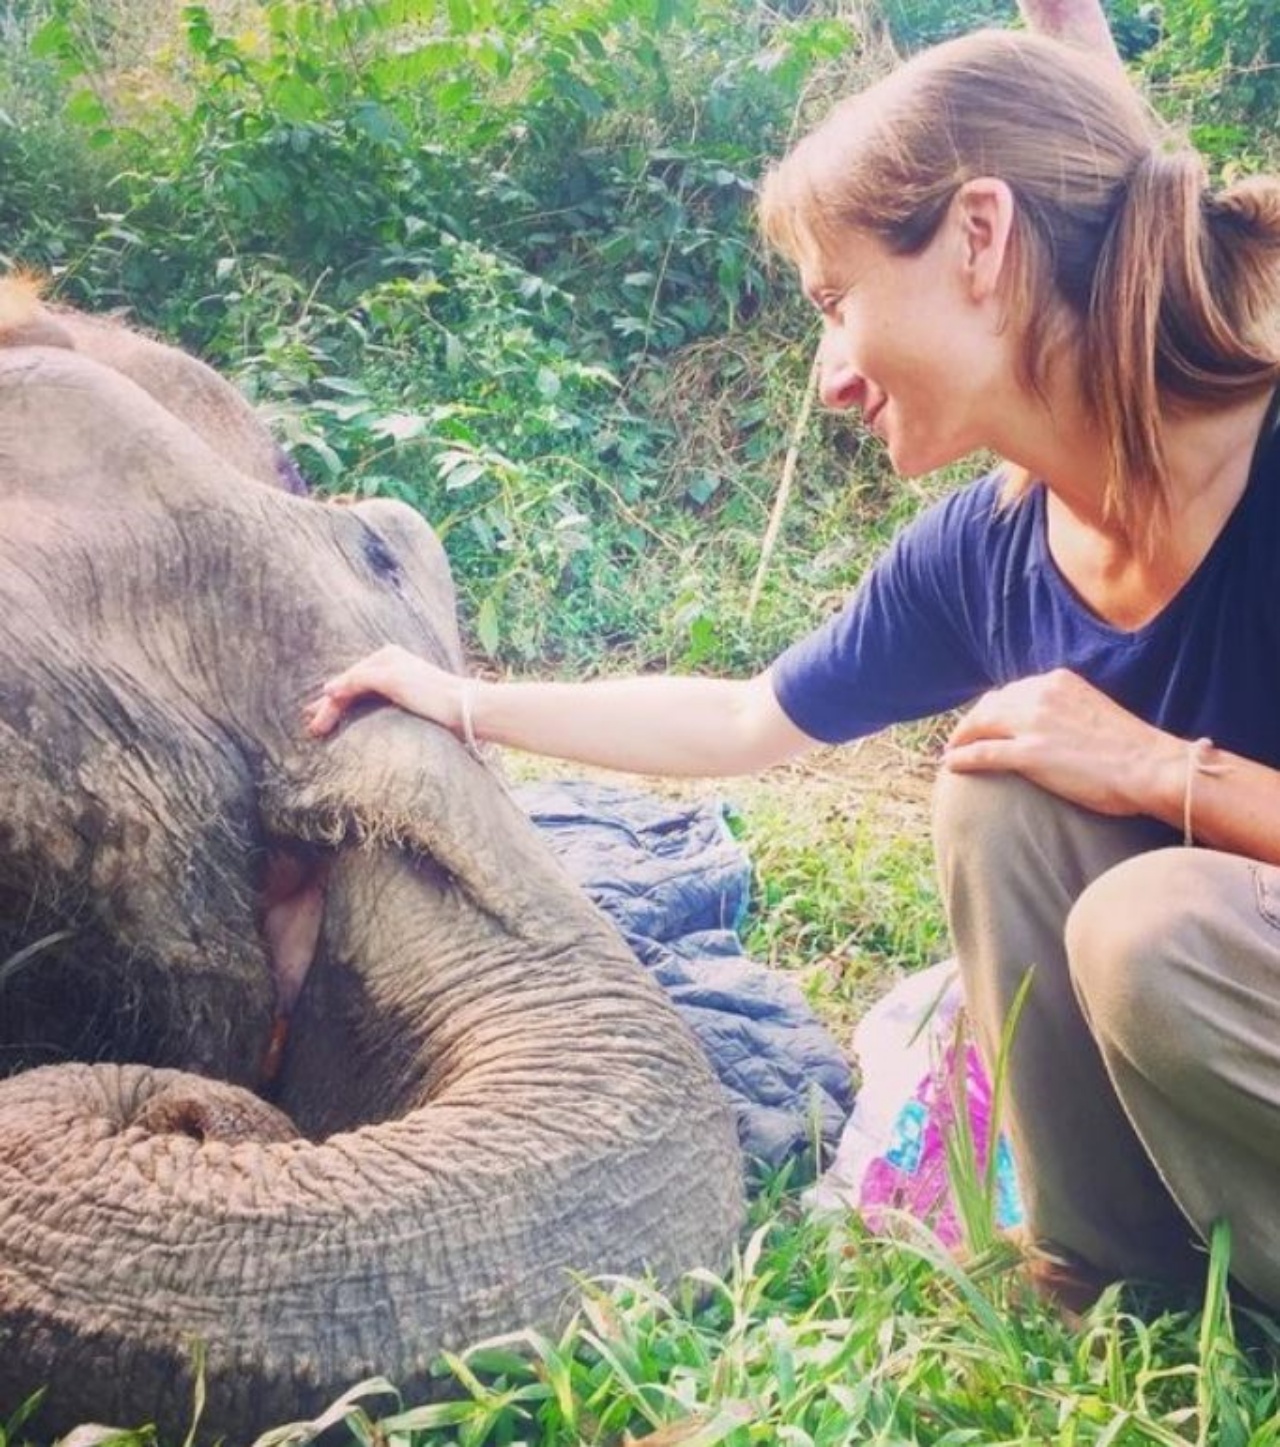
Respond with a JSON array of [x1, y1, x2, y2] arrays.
[[4, 0, 867, 664], [1142, 0, 1280, 162], [5, 0, 1273, 667]]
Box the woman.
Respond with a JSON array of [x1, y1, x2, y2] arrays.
[[308, 29, 1280, 1310]]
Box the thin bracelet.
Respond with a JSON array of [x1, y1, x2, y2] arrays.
[[1182, 736, 1222, 847], [458, 678, 481, 757]]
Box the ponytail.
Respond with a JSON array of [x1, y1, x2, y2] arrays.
[[1085, 150, 1280, 542]]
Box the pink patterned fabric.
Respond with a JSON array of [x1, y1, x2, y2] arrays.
[[859, 1042, 1021, 1246]]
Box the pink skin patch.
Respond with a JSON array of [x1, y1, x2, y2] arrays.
[[258, 849, 330, 1084]]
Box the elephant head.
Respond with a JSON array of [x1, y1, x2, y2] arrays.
[[0, 290, 745, 1441]]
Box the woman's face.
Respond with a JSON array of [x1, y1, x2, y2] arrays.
[[801, 213, 1021, 477]]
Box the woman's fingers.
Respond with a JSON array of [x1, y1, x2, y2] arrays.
[[304, 646, 458, 736]]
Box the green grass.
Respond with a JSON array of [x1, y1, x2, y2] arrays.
[[734, 770, 945, 1017], [55, 1207, 1280, 1446]]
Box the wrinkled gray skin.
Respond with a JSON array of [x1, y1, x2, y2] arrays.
[[0, 313, 744, 1441]]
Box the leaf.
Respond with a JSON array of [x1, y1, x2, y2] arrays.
[[439, 451, 487, 489], [316, 376, 372, 397], [4, 1389, 47, 1440], [350, 101, 398, 143], [476, 594, 501, 655], [52, 1426, 152, 1447], [624, 1401, 755, 1446], [65, 88, 109, 131], [375, 1400, 480, 1432], [248, 1377, 399, 1447], [29, 14, 65, 58], [653, 0, 685, 32], [685, 473, 721, 505], [292, 433, 344, 480], [369, 412, 432, 442]]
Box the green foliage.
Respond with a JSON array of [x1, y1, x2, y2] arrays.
[[879, 0, 1015, 49], [3, 0, 1276, 665], [881, 0, 1160, 59], [1141, 0, 1280, 162], [3, 0, 864, 664], [0, 3, 112, 272], [0, 1392, 46, 1447], [736, 787, 945, 979]]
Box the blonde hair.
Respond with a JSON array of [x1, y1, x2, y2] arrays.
[[760, 29, 1280, 546]]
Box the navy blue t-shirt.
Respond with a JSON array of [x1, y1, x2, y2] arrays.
[[772, 411, 1280, 768]]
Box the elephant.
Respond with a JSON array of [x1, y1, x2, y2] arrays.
[[0, 283, 746, 1442]]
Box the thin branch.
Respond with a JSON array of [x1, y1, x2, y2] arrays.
[[747, 352, 819, 619]]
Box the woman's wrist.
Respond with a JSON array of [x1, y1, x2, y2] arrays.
[[1135, 733, 1195, 831]]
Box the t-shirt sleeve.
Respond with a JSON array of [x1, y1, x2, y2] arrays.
[[770, 482, 999, 744]]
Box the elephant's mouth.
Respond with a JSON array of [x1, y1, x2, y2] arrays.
[[256, 842, 332, 1085]]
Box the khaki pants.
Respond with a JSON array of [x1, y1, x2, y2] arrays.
[[934, 770, 1280, 1307]]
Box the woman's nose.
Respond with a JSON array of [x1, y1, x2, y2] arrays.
[[816, 332, 865, 411], [817, 356, 866, 411]]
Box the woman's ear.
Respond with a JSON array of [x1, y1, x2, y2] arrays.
[[953, 177, 1016, 303]]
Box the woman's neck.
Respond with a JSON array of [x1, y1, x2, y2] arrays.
[[1032, 387, 1275, 630], [1005, 386, 1274, 545]]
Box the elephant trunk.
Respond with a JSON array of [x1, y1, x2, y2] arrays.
[[0, 838, 744, 1441]]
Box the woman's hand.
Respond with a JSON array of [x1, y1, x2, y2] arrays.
[[944, 668, 1184, 819], [305, 645, 465, 738]]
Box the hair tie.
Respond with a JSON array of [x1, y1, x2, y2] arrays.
[[1182, 737, 1224, 847], [458, 678, 481, 758]]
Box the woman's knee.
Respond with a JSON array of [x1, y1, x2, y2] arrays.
[[933, 770, 1063, 870], [1066, 849, 1225, 1071]]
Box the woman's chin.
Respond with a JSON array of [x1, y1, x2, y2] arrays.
[[884, 438, 935, 478], [886, 433, 977, 479]]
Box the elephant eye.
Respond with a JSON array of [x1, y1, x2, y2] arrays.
[[360, 526, 401, 582]]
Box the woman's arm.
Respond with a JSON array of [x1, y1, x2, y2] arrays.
[[305, 645, 817, 778]]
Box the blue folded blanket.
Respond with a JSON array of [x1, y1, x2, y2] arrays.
[[518, 779, 856, 1175]]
